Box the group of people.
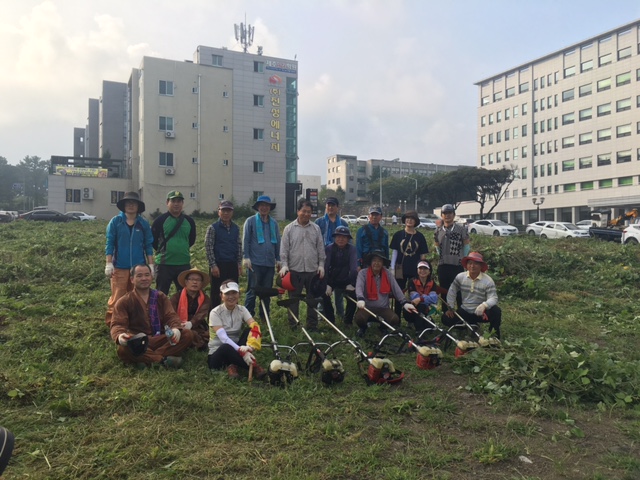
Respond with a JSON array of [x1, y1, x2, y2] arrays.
[[104, 192, 502, 379]]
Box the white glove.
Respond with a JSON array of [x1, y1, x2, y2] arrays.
[[242, 258, 253, 271], [118, 333, 131, 346], [171, 328, 181, 343], [356, 300, 365, 309], [345, 284, 355, 292], [325, 285, 333, 296], [149, 264, 156, 278], [279, 265, 289, 277], [317, 266, 325, 279], [105, 262, 114, 278], [474, 303, 487, 316], [403, 302, 418, 313], [238, 345, 254, 355], [241, 351, 256, 366], [182, 321, 193, 330]]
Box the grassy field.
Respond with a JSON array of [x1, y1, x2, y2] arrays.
[[1, 218, 639, 480]]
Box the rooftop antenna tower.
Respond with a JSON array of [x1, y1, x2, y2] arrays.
[[234, 15, 255, 53]]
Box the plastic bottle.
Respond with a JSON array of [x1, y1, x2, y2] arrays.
[[165, 325, 176, 345]]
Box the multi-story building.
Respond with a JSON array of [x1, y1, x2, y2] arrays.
[[49, 45, 298, 219], [326, 154, 461, 204], [459, 19, 640, 225]]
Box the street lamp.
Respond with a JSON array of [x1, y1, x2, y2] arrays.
[[404, 176, 418, 211], [532, 197, 545, 221]]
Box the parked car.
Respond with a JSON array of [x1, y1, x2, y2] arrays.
[[621, 224, 640, 244], [65, 211, 97, 221], [468, 219, 518, 236], [19, 209, 73, 222], [575, 220, 595, 230], [356, 215, 385, 226], [540, 222, 590, 239], [0, 211, 13, 223], [418, 217, 437, 229], [342, 215, 358, 225], [525, 221, 554, 236]]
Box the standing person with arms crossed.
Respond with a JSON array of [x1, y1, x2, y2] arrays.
[[434, 204, 470, 313], [104, 192, 154, 326], [205, 200, 242, 309], [242, 195, 281, 319], [356, 206, 389, 270], [152, 190, 197, 295]]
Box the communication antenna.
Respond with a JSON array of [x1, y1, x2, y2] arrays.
[[234, 15, 255, 53]]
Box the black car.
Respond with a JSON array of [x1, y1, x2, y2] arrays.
[[19, 209, 75, 222]]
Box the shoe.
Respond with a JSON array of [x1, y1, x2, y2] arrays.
[[253, 364, 268, 380], [356, 326, 367, 338], [162, 356, 183, 369], [227, 364, 240, 380]]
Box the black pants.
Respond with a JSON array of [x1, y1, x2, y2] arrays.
[[441, 306, 502, 339], [287, 271, 319, 329], [156, 264, 190, 295], [322, 289, 356, 325], [210, 261, 240, 309], [437, 264, 463, 313], [207, 329, 250, 370], [403, 303, 433, 331]]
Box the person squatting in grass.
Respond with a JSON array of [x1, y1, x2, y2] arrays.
[[111, 264, 193, 368], [169, 268, 211, 350], [322, 225, 358, 325], [403, 260, 447, 332], [207, 280, 266, 380], [104, 192, 154, 326], [442, 252, 502, 339], [354, 249, 418, 337]]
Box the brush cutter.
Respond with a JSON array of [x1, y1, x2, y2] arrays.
[[439, 295, 501, 349], [277, 297, 345, 385], [307, 300, 404, 385], [346, 296, 443, 370], [416, 312, 480, 357], [254, 287, 299, 387]]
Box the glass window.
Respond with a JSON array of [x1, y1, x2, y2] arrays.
[[519, 82, 529, 93], [505, 150, 510, 161], [481, 135, 486, 146], [562, 112, 575, 125], [522, 124, 527, 137], [618, 46, 632, 60], [505, 129, 510, 141], [159, 152, 174, 167], [212, 55, 223, 66], [564, 183, 576, 192], [579, 107, 592, 121], [505, 108, 510, 120], [617, 98, 631, 112], [597, 103, 611, 116], [616, 72, 631, 86], [488, 153, 493, 164], [597, 153, 611, 166], [562, 137, 575, 148], [513, 105, 519, 117], [481, 116, 486, 126], [522, 103, 528, 115], [253, 161, 264, 173], [522, 146, 528, 158], [513, 148, 519, 160], [254, 61, 264, 73], [581, 59, 593, 72], [494, 91, 503, 101], [521, 167, 527, 179], [579, 156, 592, 169], [597, 128, 611, 141], [619, 176, 633, 186], [480, 155, 486, 166], [496, 151, 502, 163], [579, 84, 592, 97], [564, 66, 575, 78], [579, 132, 592, 145], [253, 95, 264, 107], [481, 96, 490, 106], [617, 150, 632, 163], [599, 53, 612, 66], [497, 111, 502, 122], [597, 77, 611, 92], [617, 124, 631, 138], [159, 116, 174, 131], [581, 181, 594, 190], [562, 89, 574, 102], [159, 80, 174, 96], [488, 133, 493, 144], [599, 179, 613, 188], [513, 126, 519, 138], [489, 113, 494, 124], [253, 128, 264, 140], [506, 87, 515, 98], [496, 131, 502, 143]]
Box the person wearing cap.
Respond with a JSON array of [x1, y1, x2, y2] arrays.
[[151, 190, 197, 295], [315, 196, 348, 247], [205, 200, 242, 308], [354, 250, 417, 337], [434, 203, 470, 312], [208, 279, 267, 380], [356, 206, 389, 269], [104, 192, 154, 326], [170, 268, 212, 350], [405, 260, 447, 331], [322, 225, 358, 325], [389, 210, 429, 316], [443, 252, 501, 338], [280, 198, 326, 330], [242, 195, 281, 318], [111, 264, 194, 368]]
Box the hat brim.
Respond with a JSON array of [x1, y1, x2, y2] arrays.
[[365, 252, 390, 267], [252, 202, 276, 211], [461, 257, 488, 272], [177, 269, 210, 288], [117, 198, 146, 213]]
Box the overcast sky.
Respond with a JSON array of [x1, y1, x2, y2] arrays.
[[1, 0, 639, 182]]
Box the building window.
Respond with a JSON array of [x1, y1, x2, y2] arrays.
[[159, 116, 174, 131], [562, 112, 575, 125], [599, 179, 613, 188], [159, 152, 174, 167], [192, 122, 199, 129], [513, 148, 519, 160], [506, 87, 515, 98], [579, 83, 592, 97], [513, 126, 519, 139], [505, 150, 510, 162], [597, 103, 611, 116], [496, 111, 502, 122], [505, 108, 510, 120], [253, 128, 264, 140], [521, 167, 527, 179], [597, 153, 611, 166], [159, 80, 174, 96], [488, 153, 493, 164], [489, 114, 494, 124], [597, 128, 611, 141], [522, 188, 527, 197], [564, 66, 575, 78], [222, 126, 229, 133], [597, 77, 611, 92], [562, 136, 575, 148], [599, 53, 612, 66], [253, 161, 264, 173], [481, 96, 490, 106], [616, 72, 631, 86], [488, 133, 493, 145], [254, 61, 264, 73], [481, 135, 486, 147], [496, 131, 502, 143], [212, 55, 223, 66], [617, 124, 631, 138], [519, 82, 529, 93], [192, 157, 199, 164], [110, 191, 125, 205], [505, 129, 510, 141], [222, 159, 229, 166], [618, 46, 632, 60], [494, 91, 503, 102], [579, 132, 592, 145], [619, 176, 633, 186], [190, 192, 197, 199], [513, 105, 519, 117], [481, 116, 486, 127], [579, 156, 592, 169], [522, 124, 528, 137], [562, 159, 575, 172], [564, 183, 576, 192], [253, 95, 264, 107], [617, 98, 631, 112], [65, 189, 81, 203], [617, 150, 632, 163], [480, 155, 486, 166], [522, 146, 528, 158], [581, 59, 593, 72], [579, 107, 592, 121], [562, 89, 574, 102]]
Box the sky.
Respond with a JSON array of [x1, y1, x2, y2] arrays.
[[1, 0, 639, 182]]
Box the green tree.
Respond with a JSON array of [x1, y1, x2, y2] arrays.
[[0, 156, 22, 209], [319, 185, 346, 206], [18, 156, 50, 209]]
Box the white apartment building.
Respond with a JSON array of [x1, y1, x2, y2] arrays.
[[456, 19, 640, 225]]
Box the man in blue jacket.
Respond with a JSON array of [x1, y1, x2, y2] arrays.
[[105, 192, 154, 326]]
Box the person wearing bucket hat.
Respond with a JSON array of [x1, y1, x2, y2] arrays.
[[405, 260, 447, 331], [315, 196, 348, 247], [111, 264, 194, 369], [434, 203, 470, 313], [443, 252, 502, 338], [243, 194, 281, 318], [354, 249, 417, 337], [205, 200, 242, 308], [280, 198, 326, 331], [151, 191, 197, 295], [104, 191, 154, 326], [322, 225, 358, 325], [390, 210, 429, 317], [169, 268, 212, 350], [356, 206, 389, 269]]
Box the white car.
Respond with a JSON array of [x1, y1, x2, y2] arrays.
[[65, 211, 97, 221], [342, 215, 358, 225], [357, 215, 385, 226], [621, 224, 640, 244], [525, 221, 554, 236], [575, 220, 595, 230], [539, 222, 590, 239], [418, 217, 437, 229], [468, 219, 519, 236]]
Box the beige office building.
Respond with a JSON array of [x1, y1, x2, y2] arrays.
[[455, 19, 640, 224]]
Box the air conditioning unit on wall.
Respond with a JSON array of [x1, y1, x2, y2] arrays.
[[165, 167, 175, 175], [83, 187, 94, 200], [165, 131, 176, 138]]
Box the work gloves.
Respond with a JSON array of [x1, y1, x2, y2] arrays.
[[474, 303, 487, 316], [325, 285, 333, 297], [182, 321, 193, 330], [279, 265, 289, 277], [117, 333, 131, 346], [403, 303, 418, 313], [238, 345, 255, 366], [242, 258, 252, 271], [356, 300, 365, 309], [105, 262, 114, 278]]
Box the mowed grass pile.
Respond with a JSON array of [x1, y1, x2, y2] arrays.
[[1, 219, 639, 480]]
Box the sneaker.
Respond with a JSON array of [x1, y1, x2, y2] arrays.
[[253, 364, 268, 380], [356, 326, 367, 338], [227, 364, 240, 380], [162, 356, 183, 369]]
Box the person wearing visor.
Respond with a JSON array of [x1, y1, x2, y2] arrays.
[[207, 280, 266, 380], [404, 260, 446, 331]]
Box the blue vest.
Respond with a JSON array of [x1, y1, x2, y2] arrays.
[[212, 221, 239, 263]]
